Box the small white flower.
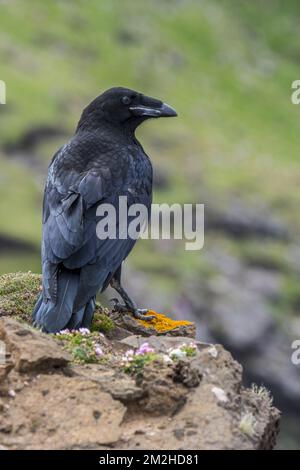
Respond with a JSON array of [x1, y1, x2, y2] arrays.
[[56, 329, 71, 336], [136, 342, 155, 355], [79, 328, 90, 336], [169, 348, 187, 359], [125, 349, 134, 357], [8, 389, 16, 398], [94, 345, 103, 356]]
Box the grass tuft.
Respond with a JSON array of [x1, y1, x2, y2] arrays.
[[0, 272, 41, 321]]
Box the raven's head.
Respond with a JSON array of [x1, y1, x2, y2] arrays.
[[77, 87, 177, 132]]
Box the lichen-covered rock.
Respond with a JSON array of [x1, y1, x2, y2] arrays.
[[110, 310, 196, 338], [0, 272, 280, 450], [0, 316, 280, 450]]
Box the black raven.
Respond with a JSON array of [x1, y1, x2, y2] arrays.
[[33, 87, 177, 333]]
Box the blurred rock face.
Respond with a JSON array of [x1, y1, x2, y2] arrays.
[[122, 199, 300, 449]]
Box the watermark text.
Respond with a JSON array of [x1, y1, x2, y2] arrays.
[[96, 197, 204, 251]]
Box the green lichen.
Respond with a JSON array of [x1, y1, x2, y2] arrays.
[[91, 308, 115, 334], [239, 413, 256, 437], [0, 272, 41, 322]]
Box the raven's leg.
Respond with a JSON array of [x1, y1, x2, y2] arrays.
[[110, 267, 155, 321]]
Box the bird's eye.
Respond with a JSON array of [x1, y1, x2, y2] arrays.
[[122, 96, 131, 105]]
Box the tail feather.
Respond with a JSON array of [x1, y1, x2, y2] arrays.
[[64, 305, 85, 330], [32, 270, 96, 333], [81, 296, 96, 328], [65, 296, 96, 330]]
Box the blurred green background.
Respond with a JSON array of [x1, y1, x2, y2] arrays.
[[1, 0, 300, 449]]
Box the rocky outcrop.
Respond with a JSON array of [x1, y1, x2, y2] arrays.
[[0, 274, 280, 450], [0, 318, 71, 373], [205, 199, 289, 240]]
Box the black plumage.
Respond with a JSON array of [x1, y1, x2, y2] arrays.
[[33, 87, 177, 333]]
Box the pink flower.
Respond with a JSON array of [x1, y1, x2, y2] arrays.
[[94, 345, 103, 356], [125, 349, 134, 358], [79, 328, 90, 336], [122, 349, 134, 362], [57, 329, 71, 335], [136, 343, 154, 355]]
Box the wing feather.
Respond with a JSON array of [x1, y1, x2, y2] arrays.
[[42, 138, 152, 304]]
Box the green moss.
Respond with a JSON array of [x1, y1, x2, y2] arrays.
[[179, 344, 197, 358], [123, 352, 159, 377], [0, 273, 117, 337], [55, 330, 107, 364], [0, 272, 41, 321], [91, 308, 115, 334]]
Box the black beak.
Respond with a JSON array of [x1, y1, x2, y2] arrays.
[[129, 102, 177, 118]]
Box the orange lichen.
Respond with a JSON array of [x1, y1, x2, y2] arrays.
[[138, 310, 193, 333]]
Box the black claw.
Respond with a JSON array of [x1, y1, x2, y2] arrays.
[[111, 301, 155, 321], [111, 299, 128, 313], [133, 309, 155, 322]]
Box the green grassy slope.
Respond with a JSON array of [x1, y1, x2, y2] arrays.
[[0, 0, 300, 310], [1, 1, 300, 173], [1, 0, 300, 161]]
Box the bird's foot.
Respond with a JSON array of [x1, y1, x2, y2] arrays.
[[110, 299, 155, 322], [132, 308, 155, 321]]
